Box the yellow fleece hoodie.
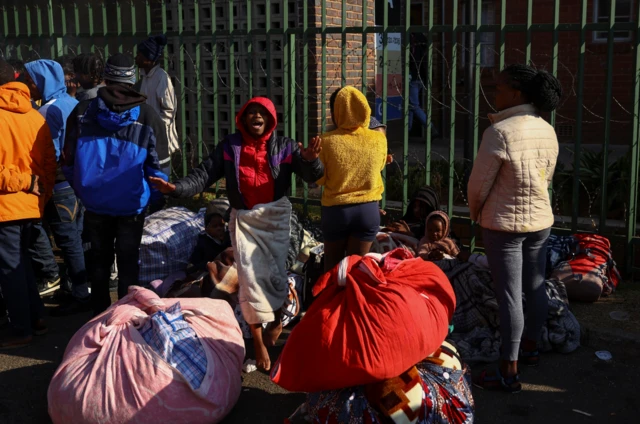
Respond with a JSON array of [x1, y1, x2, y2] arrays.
[[318, 86, 387, 207]]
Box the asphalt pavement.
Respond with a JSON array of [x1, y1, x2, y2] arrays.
[[1, 301, 639, 424]]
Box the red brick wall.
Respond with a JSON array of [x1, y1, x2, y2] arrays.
[[427, 0, 636, 145], [305, 0, 377, 135]]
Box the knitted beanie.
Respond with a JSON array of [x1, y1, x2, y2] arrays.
[[103, 54, 136, 85], [138, 35, 168, 63]]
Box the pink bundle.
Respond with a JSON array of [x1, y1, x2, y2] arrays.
[[48, 287, 244, 424]]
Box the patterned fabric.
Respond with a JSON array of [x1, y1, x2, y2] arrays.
[[234, 274, 302, 339], [139, 207, 205, 284], [103, 62, 136, 85], [364, 367, 424, 424], [293, 356, 474, 424], [546, 234, 575, 275], [436, 260, 580, 363], [138, 301, 208, 390]]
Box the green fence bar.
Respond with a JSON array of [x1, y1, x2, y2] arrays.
[[60, 4, 67, 56], [550, 0, 560, 128], [470, 0, 483, 251], [341, 0, 346, 86], [130, 1, 136, 60], [228, 0, 235, 138], [266, 0, 271, 99], [284, 0, 294, 195], [195, 0, 203, 163], [627, 0, 640, 272], [448, 0, 458, 216], [246, 0, 253, 99], [525, 0, 532, 64], [178, 0, 187, 177], [321, 0, 326, 133], [212, 0, 220, 193], [36, 4, 43, 58], [2, 8, 7, 55], [101, 2, 108, 58], [116, 1, 122, 53], [499, 0, 506, 70], [13, 7, 21, 60], [161, 1, 167, 72], [74, 3, 81, 55], [303, 0, 309, 214], [424, 0, 434, 186], [572, 0, 586, 232], [47, 0, 55, 58], [360, 2, 367, 94], [380, 0, 388, 210], [88, 3, 94, 53], [401, 1, 410, 214], [600, 0, 617, 232]]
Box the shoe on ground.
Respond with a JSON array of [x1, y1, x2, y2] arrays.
[[50, 297, 92, 318], [38, 275, 61, 297], [0, 334, 33, 350], [32, 319, 48, 336]]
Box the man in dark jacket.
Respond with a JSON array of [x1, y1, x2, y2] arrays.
[[63, 54, 169, 315], [151, 96, 323, 371]]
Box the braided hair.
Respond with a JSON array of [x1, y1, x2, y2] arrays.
[[502, 64, 563, 112], [72, 53, 104, 84]]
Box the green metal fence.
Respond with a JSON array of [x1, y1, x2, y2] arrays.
[[1, 0, 639, 274]]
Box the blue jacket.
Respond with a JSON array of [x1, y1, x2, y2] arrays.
[[63, 84, 168, 216], [25, 60, 78, 162]]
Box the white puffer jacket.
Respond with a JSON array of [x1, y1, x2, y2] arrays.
[[467, 104, 559, 233]]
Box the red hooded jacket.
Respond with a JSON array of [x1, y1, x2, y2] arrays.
[[236, 97, 277, 209]]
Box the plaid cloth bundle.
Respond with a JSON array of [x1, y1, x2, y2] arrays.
[[139, 207, 205, 284], [139, 302, 208, 390]]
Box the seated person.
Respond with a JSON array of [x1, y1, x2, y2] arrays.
[[186, 209, 231, 276], [151, 202, 231, 297], [418, 211, 469, 261]]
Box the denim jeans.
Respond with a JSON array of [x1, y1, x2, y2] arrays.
[[409, 80, 428, 131], [0, 220, 44, 337], [483, 227, 551, 361], [29, 183, 89, 299], [84, 211, 146, 315]]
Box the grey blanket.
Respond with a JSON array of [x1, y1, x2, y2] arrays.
[[436, 260, 580, 363]]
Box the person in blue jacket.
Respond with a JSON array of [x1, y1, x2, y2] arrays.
[[21, 59, 90, 312], [63, 54, 169, 315]]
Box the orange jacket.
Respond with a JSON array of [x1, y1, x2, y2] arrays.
[[0, 82, 56, 222]]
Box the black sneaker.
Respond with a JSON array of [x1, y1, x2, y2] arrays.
[[38, 275, 61, 297], [50, 297, 92, 317]]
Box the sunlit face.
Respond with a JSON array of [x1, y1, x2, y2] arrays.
[[426, 216, 446, 242], [243, 104, 270, 137]]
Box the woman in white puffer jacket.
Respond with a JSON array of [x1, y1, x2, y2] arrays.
[[468, 64, 562, 393]]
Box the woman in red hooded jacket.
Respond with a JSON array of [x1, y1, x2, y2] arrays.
[[152, 97, 323, 370]]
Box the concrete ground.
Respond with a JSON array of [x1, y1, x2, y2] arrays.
[[1, 290, 639, 424]]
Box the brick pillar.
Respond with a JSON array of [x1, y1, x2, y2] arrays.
[[305, 0, 377, 136]]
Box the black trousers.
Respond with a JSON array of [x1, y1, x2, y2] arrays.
[[84, 211, 145, 315]]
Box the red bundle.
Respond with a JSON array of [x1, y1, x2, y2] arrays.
[[271, 249, 455, 392]]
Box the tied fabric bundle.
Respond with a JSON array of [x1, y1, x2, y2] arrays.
[[271, 249, 456, 392], [48, 287, 244, 424]]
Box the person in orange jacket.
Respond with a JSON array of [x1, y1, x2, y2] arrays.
[[0, 59, 57, 349]]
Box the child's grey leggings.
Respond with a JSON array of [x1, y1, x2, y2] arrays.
[[483, 227, 551, 361]]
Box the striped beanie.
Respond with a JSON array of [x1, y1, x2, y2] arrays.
[[103, 54, 136, 85]]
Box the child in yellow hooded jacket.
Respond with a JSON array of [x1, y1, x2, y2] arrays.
[[317, 86, 387, 272]]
